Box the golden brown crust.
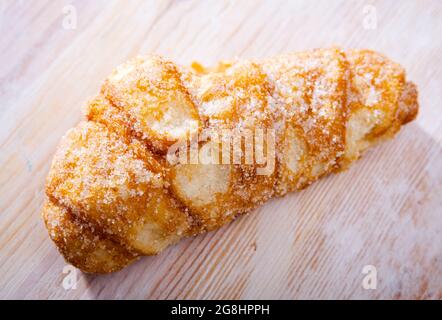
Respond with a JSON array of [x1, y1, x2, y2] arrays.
[[262, 49, 349, 192], [45, 121, 191, 255], [101, 55, 201, 154], [43, 48, 418, 273], [42, 200, 137, 273]]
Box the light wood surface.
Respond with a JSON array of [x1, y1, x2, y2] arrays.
[[1, 0, 441, 299]]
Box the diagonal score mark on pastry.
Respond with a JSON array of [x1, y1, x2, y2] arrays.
[[42, 48, 418, 273]]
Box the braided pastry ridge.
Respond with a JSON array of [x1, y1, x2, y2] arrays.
[[43, 48, 418, 273]]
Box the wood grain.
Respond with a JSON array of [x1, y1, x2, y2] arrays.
[[0, 0, 441, 299]]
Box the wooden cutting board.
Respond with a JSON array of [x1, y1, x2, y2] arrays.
[[1, 0, 441, 299]]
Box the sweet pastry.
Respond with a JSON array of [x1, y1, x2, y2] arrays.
[[42, 48, 418, 273]]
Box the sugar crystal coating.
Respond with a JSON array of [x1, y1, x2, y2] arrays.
[[43, 48, 418, 273]]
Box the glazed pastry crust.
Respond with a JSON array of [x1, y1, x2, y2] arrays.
[[42, 48, 418, 273]]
